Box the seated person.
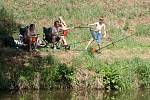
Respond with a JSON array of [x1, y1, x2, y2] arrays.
[[28, 24, 45, 47], [51, 21, 61, 49], [58, 16, 69, 37], [28, 24, 36, 36], [58, 16, 69, 48]]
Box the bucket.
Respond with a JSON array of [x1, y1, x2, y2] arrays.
[[91, 48, 97, 53]]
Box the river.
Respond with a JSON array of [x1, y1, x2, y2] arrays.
[[0, 89, 150, 100]]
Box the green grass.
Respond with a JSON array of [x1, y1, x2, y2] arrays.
[[1, 0, 149, 49], [136, 24, 150, 36]]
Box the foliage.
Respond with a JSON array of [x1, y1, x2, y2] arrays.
[[133, 58, 150, 87], [0, 55, 74, 90], [72, 53, 150, 90]]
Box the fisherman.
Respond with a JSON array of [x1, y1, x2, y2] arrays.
[[51, 21, 62, 49], [85, 17, 107, 51], [28, 24, 46, 48]]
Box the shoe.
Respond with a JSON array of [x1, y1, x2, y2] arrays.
[[29, 49, 32, 52], [96, 49, 101, 54], [51, 46, 54, 49], [54, 46, 57, 50], [45, 45, 49, 48], [64, 45, 70, 50]]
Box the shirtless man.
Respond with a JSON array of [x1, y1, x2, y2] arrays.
[[85, 18, 107, 51], [51, 21, 61, 49]]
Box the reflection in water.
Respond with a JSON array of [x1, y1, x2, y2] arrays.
[[0, 89, 150, 100]]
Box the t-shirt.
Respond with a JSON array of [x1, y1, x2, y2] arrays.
[[93, 22, 105, 33], [51, 26, 63, 35]]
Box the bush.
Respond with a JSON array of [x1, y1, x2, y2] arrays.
[[41, 63, 74, 89], [0, 55, 74, 90], [72, 53, 150, 90], [133, 58, 150, 87]]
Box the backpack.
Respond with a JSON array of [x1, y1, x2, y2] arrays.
[[19, 26, 28, 38], [43, 27, 53, 43]]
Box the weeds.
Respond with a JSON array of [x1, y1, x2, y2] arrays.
[[72, 53, 150, 90]]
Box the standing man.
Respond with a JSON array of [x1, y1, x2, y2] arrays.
[[85, 17, 107, 51]]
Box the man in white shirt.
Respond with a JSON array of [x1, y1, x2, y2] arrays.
[[85, 18, 107, 51]]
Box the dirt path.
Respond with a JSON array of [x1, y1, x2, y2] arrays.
[[100, 49, 150, 61], [38, 48, 150, 63]]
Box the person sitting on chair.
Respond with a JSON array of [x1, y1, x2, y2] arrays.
[[58, 16, 70, 49], [51, 21, 62, 49], [28, 24, 38, 50], [28, 24, 45, 48]]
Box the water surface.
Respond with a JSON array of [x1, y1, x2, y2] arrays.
[[0, 89, 150, 100]]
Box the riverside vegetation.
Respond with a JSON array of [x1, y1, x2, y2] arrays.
[[0, 0, 150, 91]]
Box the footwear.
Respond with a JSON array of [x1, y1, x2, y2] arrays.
[[29, 49, 32, 52], [33, 49, 39, 52], [64, 45, 70, 50], [54, 46, 57, 50], [96, 49, 101, 54], [51, 45, 54, 49], [45, 45, 49, 48]]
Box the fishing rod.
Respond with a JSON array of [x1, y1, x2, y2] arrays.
[[100, 33, 136, 50], [68, 26, 92, 45], [68, 39, 91, 46], [73, 26, 91, 29]]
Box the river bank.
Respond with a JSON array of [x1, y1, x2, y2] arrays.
[[0, 48, 150, 91]]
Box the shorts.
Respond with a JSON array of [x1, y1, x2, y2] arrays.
[[90, 29, 102, 44], [52, 35, 60, 42], [63, 30, 69, 37]]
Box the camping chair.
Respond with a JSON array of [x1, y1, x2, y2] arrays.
[[43, 27, 70, 50], [19, 26, 28, 44], [43, 27, 53, 43], [43, 27, 61, 49]]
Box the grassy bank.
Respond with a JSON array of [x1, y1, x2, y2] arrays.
[[0, 49, 150, 91], [72, 52, 150, 90]]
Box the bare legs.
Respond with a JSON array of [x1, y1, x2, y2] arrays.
[[60, 36, 68, 46], [85, 38, 101, 50], [85, 38, 94, 50]]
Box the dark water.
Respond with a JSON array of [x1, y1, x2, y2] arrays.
[[0, 89, 150, 100]]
